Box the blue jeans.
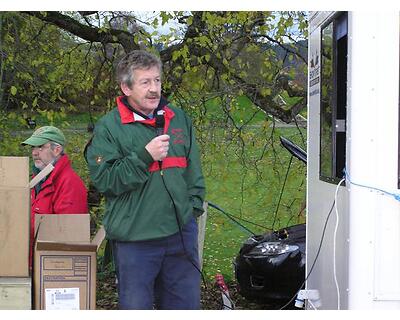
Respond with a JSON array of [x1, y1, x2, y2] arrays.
[[112, 217, 201, 310]]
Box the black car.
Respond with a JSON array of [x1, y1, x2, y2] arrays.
[[234, 223, 305, 303], [234, 137, 306, 305]]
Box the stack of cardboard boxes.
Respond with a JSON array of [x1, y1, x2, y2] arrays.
[[0, 157, 31, 309], [0, 156, 104, 310]]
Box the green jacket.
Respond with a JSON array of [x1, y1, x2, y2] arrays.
[[85, 96, 205, 241]]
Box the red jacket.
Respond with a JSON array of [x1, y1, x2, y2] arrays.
[[30, 154, 88, 265]]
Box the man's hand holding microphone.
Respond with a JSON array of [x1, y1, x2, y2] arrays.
[[145, 110, 169, 175], [145, 134, 170, 162]]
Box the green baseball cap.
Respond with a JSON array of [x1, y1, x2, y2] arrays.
[[21, 126, 66, 146]]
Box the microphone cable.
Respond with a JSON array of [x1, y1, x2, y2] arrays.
[[162, 179, 237, 309], [159, 172, 208, 289], [154, 110, 210, 292]]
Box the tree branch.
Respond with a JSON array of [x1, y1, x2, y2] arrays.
[[22, 11, 307, 122], [22, 11, 140, 52]]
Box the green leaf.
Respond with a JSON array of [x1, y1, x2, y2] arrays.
[[10, 86, 17, 96], [260, 88, 271, 97]]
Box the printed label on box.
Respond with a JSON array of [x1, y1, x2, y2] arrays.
[[45, 287, 80, 310]]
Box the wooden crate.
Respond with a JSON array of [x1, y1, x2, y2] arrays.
[[0, 277, 31, 310]]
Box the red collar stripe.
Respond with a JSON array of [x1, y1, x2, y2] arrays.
[[149, 157, 187, 172], [116, 96, 175, 127], [117, 96, 136, 124]]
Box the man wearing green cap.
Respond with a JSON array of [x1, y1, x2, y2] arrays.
[[22, 126, 88, 266]]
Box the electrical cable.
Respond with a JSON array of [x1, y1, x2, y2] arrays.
[[279, 198, 337, 309], [160, 175, 239, 309], [207, 202, 257, 236], [280, 166, 400, 310], [280, 177, 345, 310], [277, 164, 400, 310], [271, 156, 293, 230], [333, 177, 345, 310], [344, 168, 400, 202], [307, 299, 318, 310], [159, 171, 208, 290], [152, 112, 235, 308]]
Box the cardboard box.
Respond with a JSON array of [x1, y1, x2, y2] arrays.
[[0, 277, 31, 310], [33, 214, 105, 310], [0, 156, 30, 277]]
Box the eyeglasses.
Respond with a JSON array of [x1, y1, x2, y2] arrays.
[[31, 143, 52, 152]]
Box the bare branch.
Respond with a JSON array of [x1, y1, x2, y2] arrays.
[[79, 11, 97, 17], [22, 11, 140, 52]]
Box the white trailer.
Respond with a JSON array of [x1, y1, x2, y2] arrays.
[[306, 11, 400, 309]]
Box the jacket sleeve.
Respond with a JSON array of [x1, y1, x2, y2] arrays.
[[85, 120, 154, 197], [183, 115, 206, 217]]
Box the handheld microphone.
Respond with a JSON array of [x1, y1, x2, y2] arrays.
[[155, 110, 165, 173], [155, 110, 165, 136]]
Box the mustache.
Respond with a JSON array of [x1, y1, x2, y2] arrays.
[[146, 94, 160, 99]]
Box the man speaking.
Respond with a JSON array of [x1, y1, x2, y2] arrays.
[[85, 50, 206, 309]]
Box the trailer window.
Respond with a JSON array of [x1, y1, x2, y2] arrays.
[[320, 13, 348, 183]]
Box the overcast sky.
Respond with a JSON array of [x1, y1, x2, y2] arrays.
[[135, 11, 185, 37]]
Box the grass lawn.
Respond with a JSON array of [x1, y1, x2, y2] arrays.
[[200, 124, 306, 281], [0, 109, 306, 285]]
